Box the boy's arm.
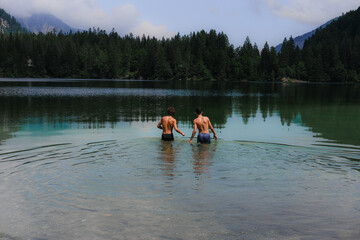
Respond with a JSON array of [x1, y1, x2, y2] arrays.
[[173, 120, 185, 136], [157, 119, 163, 129], [208, 119, 217, 140], [189, 120, 197, 143]]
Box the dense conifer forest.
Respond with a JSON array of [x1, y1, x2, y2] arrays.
[[0, 7, 359, 82]]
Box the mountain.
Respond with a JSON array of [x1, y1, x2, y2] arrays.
[[275, 18, 338, 52], [302, 6, 360, 81], [18, 13, 80, 34], [0, 8, 27, 34]]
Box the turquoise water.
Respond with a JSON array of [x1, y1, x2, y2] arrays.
[[0, 80, 359, 239]]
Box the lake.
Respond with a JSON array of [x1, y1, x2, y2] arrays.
[[0, 79, 359, 240]]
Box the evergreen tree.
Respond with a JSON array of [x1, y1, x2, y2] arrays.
[[1, 7, 360, 83], [260, 42, 271, 80]]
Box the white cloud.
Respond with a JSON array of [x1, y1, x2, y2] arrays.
[[131, 21, 175, 39], [264, 0, 360, 24], [0, 0, 174, 38]]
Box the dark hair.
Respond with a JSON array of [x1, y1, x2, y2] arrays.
[[167, 107, 176, 116], [195, 107, 202, 115]]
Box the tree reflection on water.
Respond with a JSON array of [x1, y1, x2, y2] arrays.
[[0, 81, 359, 146]]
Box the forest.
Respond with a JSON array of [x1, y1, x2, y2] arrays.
[[0, 7, 360, 82]]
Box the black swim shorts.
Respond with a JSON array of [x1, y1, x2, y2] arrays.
[[162, 133, 174, 141]]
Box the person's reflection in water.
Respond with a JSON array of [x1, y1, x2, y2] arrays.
[[159, 141, 177, 180], [191, 143, 217, 178]]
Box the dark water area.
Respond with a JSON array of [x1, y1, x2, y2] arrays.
[[0, 79, 359, 239]]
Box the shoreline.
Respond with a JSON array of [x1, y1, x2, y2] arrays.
[[281, 77, 308, 83], [0, 77, 358, 84]]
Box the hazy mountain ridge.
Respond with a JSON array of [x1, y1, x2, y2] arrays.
[[18, 13, 80, 34], [275, 18, 338, 52], [0, 8, 27, 34]]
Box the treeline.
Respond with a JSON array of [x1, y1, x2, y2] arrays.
[[1, 7, 360, 81], [0, 29, 263, 80], [302, 7, 360, 82]]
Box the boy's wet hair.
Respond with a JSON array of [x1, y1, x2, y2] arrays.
[[167, 107, 176, 116], [195, 107, 202, 115]]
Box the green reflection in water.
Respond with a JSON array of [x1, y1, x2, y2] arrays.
[[0, 81, 359, 146]]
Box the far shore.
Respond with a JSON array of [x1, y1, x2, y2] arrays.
[[0, 77, 358, 84], [281, 77, 308, 83]]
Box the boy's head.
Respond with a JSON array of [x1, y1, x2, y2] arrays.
[[167, 107, 176, 116], [195, 107, 203, 115]]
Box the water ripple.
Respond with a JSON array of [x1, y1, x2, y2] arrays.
[[0, 138, 359, 239], [0, 87, 245, 97]]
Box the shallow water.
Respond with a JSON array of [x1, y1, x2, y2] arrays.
[[0, 79, 359, 240]]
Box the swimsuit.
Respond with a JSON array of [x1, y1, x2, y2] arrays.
[[162, 133, 174, 141], [197, 133, 211, 144]]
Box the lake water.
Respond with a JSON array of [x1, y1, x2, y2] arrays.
[[0, 79, 359, 240]]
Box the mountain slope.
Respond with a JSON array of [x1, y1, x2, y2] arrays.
[[0, 8, 27, 34], [302, 6, 360, 81], [275, 18, 338, 52], [18, 13, 79, 34]]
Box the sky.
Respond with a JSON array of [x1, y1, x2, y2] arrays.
[[0, 0, 359, 47]]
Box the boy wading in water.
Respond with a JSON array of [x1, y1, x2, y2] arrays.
[[189, 107, 217, 144], [157, 107, 185, 141]]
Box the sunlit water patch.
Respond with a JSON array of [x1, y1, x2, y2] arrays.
[[0, 86, 248, 97]]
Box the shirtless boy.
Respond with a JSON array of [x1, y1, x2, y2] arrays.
[[157, 107, 185, 141], [189, 107, 217, 143]]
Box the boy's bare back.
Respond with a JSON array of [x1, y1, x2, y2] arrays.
[[189, 107, 217, 143], [157, 107, 184, 138], [160, 116, 176, 134], [194, 116, 210, 134]]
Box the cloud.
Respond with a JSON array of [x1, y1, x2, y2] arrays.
[[131, 21, 175, 39], [0, 0, 174, 38], [264, 0, 360, 24]]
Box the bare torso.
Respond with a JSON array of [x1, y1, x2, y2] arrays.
[[194, 116, 210, 133], [189, 113, 217, 143], [161, 116, 176, 134]]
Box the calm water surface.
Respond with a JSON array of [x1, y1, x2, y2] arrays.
[[0, 79, 359, 240]]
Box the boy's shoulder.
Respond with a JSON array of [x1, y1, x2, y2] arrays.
[[163, 116, 176, 121], [201, 116, 210, 121]]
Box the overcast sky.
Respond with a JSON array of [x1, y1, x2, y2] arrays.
[[0, 0, 359, 47]]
